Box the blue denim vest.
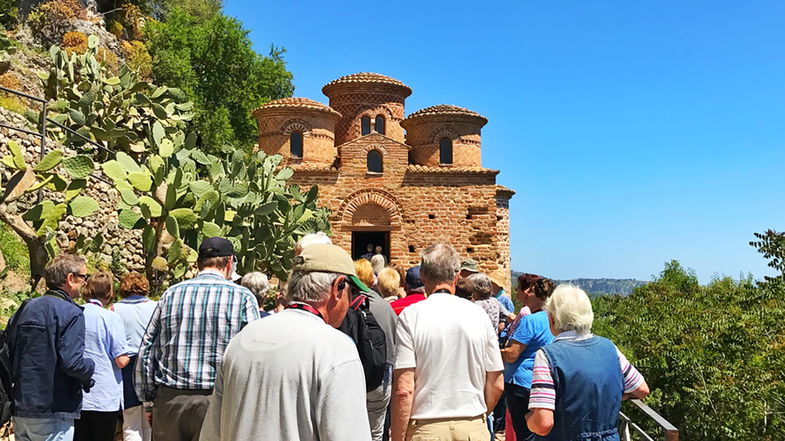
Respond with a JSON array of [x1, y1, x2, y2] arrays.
[[537, 335, 623, 441]]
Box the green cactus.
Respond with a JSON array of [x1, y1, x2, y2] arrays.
[[32, 38, 194, 156], [0, 141, 101, 288]]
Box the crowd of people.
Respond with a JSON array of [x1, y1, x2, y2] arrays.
[[4, 232, 650, 441]]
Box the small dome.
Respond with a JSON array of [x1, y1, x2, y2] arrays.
[[252, 97, 341, 118], [404, 104, 487, 125], [322, 72, 412, 97]]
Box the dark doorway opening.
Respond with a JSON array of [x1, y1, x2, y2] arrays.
[[352, 231, 390, 261]]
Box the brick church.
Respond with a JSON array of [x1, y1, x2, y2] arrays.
[[253, 72, 514, 273]]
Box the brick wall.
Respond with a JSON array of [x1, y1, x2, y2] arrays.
[[254, 110, 339, 165], [290, 134, 511, 272]]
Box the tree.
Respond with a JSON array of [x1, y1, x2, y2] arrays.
[[146, 8, 294, 152], [592, 258, 785, 441]]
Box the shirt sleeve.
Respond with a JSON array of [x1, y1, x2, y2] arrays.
[[484, 319, 503, 372], [394, 312, 416, 369], [108, 314, 129, 359], [135, 301, 162, 401], [528, 349, 556, 410], [241, 290, 261, 327], [616, 346, 645, 393]]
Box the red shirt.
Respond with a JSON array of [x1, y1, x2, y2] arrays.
[[390, 293, 427, 315]]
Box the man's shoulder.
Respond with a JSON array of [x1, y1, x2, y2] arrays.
[[165, 275, 253, 298]]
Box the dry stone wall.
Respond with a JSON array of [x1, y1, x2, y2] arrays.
[[0, 108, 145, 271]]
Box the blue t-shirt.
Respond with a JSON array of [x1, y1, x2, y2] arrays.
[[503, 310, 554, 388], [82, 301, 128, 411], [495, 291, 515, 314]]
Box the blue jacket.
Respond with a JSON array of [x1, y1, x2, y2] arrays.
[[7, 289, 95, 419]]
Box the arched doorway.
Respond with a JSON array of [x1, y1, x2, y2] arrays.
[[338, 189, 403, 262]]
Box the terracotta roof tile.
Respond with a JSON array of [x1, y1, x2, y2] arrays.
[[322, 72, 412, 96], [495, 185, 516, 197], [406, 165, 499, 174], [252, 97, 341, 118], [288, 163, 339, 173], [403, 104, 488, 126]]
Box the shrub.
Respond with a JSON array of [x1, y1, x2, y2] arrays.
[[62, 30, 87, 55], [106, 19, 124, 38], [28, 0, 88, 46], [120, 40, 152, 79], [0, 224, 29, 274], [96, 46, 119, 72], [119, 2, 145, 40], [0, 0, 18, 28]]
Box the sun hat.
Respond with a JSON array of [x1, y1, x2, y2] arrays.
[[488, 269, 510, 292], [460, 258, 479, 274], [292, 244, 370, 292]]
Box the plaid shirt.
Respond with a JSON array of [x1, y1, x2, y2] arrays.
[[135, 270, 261, 400]]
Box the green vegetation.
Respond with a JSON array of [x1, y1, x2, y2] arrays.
[[146, 8, 293, 152], [592, 234, 785, 441], [0, 224, 29, 273]]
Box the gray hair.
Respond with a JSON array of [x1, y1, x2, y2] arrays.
[[241, 272, 269, 300], [420, 243, 460, 285], [467, 273, 494, 300], [370, 254, 385, 274], [45, 254, 86, 289], [295, 232, 332, 255], [287, 270, 341, 303], [544, 284, 594, 335]]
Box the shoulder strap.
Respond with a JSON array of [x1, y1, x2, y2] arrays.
[[350, 294, 368, 311]]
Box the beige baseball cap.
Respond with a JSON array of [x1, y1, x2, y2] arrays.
[[291, 244, 370, 292]]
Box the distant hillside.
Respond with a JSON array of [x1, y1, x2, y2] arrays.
[[511, 272, 647, 296]]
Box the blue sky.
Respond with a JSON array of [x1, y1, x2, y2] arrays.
[[225, 0, 785, 282]]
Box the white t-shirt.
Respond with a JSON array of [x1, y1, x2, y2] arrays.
[[199, 309, 371, 441], [395, 292, 504, 419]]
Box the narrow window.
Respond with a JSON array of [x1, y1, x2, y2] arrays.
[[439, 138, 453, 164], [290, 132, 303, 157], [367, 150, 383, 173], [361, 116, 371, 135], [374, 115, 385, 135]]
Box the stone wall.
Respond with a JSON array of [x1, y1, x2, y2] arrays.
[[0, 108, 145, 271]]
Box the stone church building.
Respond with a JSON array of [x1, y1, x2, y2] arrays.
[[253, 72, 514, 273]]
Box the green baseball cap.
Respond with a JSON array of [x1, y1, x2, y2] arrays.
[[292, 244, 370, 292]]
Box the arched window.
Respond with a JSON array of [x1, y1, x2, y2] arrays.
[[290, 132, 303, 158], [367, 150, 383, 173], [361, 116, 371, 135], [374, 115, 385, 135], [439, 138, 453, 165]]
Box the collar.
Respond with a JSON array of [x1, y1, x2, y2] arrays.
[[46, 289, 75, 303], [495, 289, 505, 298], [555, 330, 594, 341], [86, 299, 104, 308], [430, 289, 453, 295], [118, 295, 150, 304], [197, 269, 227, 279], [286, 302, 325, 322]]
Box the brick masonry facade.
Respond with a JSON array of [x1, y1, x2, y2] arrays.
[[254, 73, 514, 273]]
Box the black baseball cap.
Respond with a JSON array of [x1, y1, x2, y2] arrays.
[[198, 237, 235, 259]]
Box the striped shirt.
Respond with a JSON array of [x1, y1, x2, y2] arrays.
[[135, 270, 261, 400], [529, 331, 644, 410]]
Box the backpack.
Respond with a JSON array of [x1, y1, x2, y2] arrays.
[[339, 293, 388, 392]]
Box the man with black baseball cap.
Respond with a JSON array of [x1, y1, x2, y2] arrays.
[[200, 244, 371, 441], [136, 237, 261, 441]]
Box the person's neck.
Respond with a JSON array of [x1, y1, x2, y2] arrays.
[[291, 300, 331, 324], [529, 299, 546, 313], [200, 267, 228, 279], [428, 282, 454, 295], [56, 286, 79, 299]]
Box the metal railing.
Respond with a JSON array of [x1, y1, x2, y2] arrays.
[[620, 399, 679, 441], [0, 85, 115, 185]]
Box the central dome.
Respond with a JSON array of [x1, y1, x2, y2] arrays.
[[322, 72, 412, 97]]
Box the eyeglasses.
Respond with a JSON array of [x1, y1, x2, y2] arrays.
[[72, 273, 89, 281]]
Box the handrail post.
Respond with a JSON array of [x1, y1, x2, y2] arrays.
[[37, 101, 47, 203]]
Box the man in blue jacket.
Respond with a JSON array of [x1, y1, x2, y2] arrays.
[[7, 254, 96, 441]]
